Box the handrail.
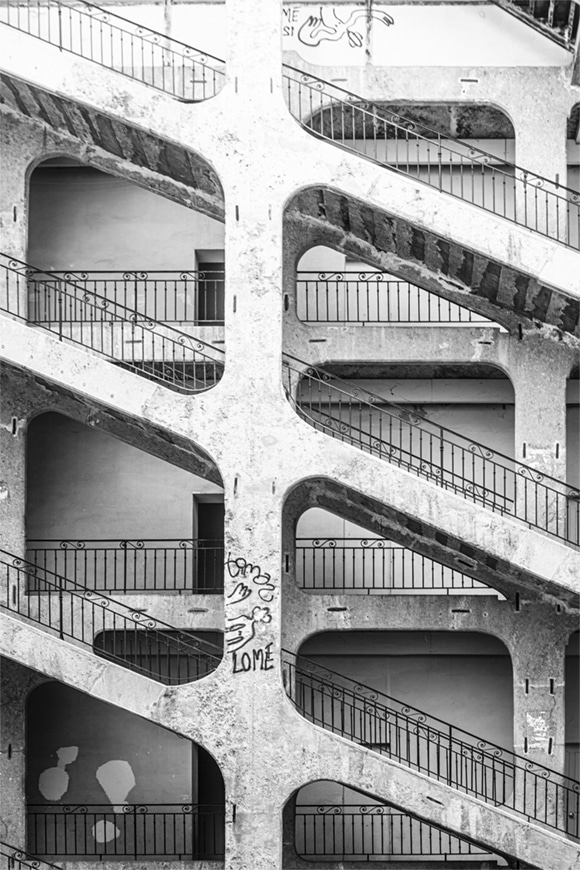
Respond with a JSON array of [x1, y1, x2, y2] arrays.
[[0, 253, 225, 393], [0, 841, 62, 869], [282, 649, 580, 838], [282, 353, 580, 546], [28, 270, 226, 325], [295, 270, 496, 325], [295, 537, 490, 593], [0, 547, 223, 684], [283, 64, 580, 250], [26, 804, 225, 859], [26, 538, 225, 593], [0, 0, 225, 101], [489, 0, 580, 50]]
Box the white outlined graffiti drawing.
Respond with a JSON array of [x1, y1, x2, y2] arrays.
[[297, 6, 394, 49]]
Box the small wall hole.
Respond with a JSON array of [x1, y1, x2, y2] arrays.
[[233, 295, 237, 313], [12, 206, 17, 222], [555, 442, 560, 459], [284, 554, 289, 573], [284, 294, 289, 312], [11, 586, 16, 607], [515, 593, 521, 612], [549, 679, 555, 695], [8, 743, 12, 759], [11, 417, 17, 436], [233, 476, 239, 495], [524, 737, 528, 753], [522, 442, 527, 459], [525, 679, 530, 695], [235, 205, 239, 221], [548, 737, 553, 755]]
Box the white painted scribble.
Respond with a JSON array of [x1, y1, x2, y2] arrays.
[[297, 6, 394, 48], [38, 746, 79, 801]]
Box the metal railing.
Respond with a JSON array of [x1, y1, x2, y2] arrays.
[[0, 253, 225, 393], [296, 538, 491, 594], [26, 539, 225, 594], [26, 804, 225, 859], [491, 0, 580, 49], [283, 65, 580, 250], [283, 354, 580, 546], [283, 650, 580, 838], [295, 804, 495, 861], [0, 841, 62, 870], [0, 0, 225, 101], [28, 270, 225, 325], [296, 271, 495, 325], [0, 547, 224, 684]]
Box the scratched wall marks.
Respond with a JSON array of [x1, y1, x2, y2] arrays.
[[225, 555, 276, 673]]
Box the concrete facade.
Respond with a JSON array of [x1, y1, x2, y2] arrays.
[[0, 1, 579, 869]]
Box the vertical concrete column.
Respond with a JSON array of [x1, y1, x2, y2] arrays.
[[0, 661, 46, 849], [510, 337, 574, 535], [0, 369, 27, 558], [511, 95, 569, 241], [510, 604, 570, 830], [0, 116, 32, 261]]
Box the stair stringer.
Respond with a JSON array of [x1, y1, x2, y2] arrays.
[[1, 25, 579, 336], [276, 702, 580, 870], [1, 315, 579, 608]]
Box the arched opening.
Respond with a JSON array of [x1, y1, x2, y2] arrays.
[[25, 411, 225, 593], [25, 682, 225, 859], [28, 156, 226, 326], [297, 630, 513, 750], [288, 781, 511, 865]]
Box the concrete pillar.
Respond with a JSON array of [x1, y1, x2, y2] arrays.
[[0, 660, 46, 848], [0, 115, 32, 262], [0, 368, 27, 558], [511, 98, 569, 242], [509, 337, 575, 538]]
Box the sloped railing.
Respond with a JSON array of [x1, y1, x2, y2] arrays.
[[0, 548, 224, 684], [283, 650, 580, 839], [0, 841, 62, 869], [0, 253, 225, 393], [491, 0, 580, 49], [283, 65, 580, 250], [26, 538, 225, 594], [28, 270, 225, 325], [282, 354, 580, 546], [0, 0, 225, 101]]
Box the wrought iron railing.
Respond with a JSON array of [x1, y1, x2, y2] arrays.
[[296, 538, 491, 594], [26, 539, 225, 594], [283, 650, 580, 838], [28, 270, 225, 325], [0, 841, 62, 869], [295, 803, 495, 861], [0, 253, 225, 393], [283, 354, 580, 546], [491, 0, 580, 49], [26, 804, 225, 859], [296, 271, 495, 325], [283, 65, 580, 250], [0, 0, 225, 101], [0, 547, 223, 684]]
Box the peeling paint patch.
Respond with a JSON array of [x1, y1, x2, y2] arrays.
[[38, 745, 79, 800], [96, 759, 135, 812], [92, 820, 121, 843]]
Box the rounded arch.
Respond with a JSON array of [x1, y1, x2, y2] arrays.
[[25, 411, 224, 593], [25, 681, 226, 859]]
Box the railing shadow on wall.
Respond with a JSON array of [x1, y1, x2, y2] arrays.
[[282, 354, 580, 547], [0, 0, 226, 101]]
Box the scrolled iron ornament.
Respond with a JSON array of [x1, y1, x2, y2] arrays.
[[59, 540, 86, 550], [11, 557, 38, 577], [360, 804, 385, 815], [83, 589, 111, 609], [119, 540, 145, 551], [300, 73, 324, 92], [8, 850, 43, 868], [130, 611, 158, 629], [63, 271, 89, 282], [467, 149, 491, 165], [317, 271, 344, 282], [317, 805, 343, 815], [64, 805, 88, 814], [516, 465, 545, 483], [468, 443, 495, 460], [122, 271, 149, 281], [360, 538, 387, 549], [520, 171, 545, 189], [400, 705, 427, 724], [181, 804, 193, 813], [312, 538, 337, 549]]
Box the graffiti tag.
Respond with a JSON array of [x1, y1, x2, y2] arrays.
[[295, 6, 394, 49]]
